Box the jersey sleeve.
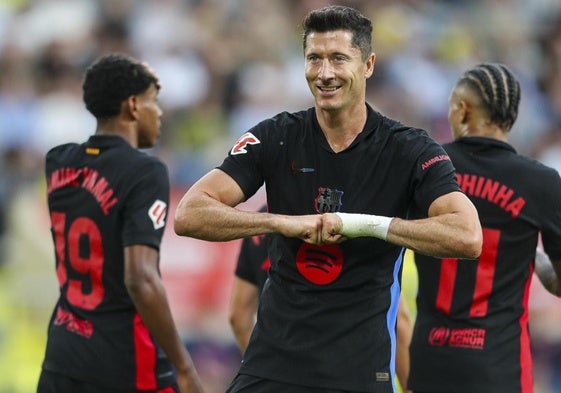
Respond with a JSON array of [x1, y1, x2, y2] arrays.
[[121, 158, 170, 250], [409, 136, 460, 217], [234, 236, 261, 285], [218, 120, 276, 201]]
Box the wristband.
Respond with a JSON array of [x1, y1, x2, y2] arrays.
[[334, 212, 393, 240]]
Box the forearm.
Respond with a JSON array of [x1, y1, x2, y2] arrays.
[[175, 194, 276, 241], [127, 278, 198, 376], [329, 192, 481, 258], [331, 212, 481, 259], [174, 169, 328, 243], [395, 298, 413, 393], [387, 214, 481, 259], [175, 192, 325, 244], [229, 279, 259, 353], [534, 249, 561, 296], [230, 317, 254, 354]]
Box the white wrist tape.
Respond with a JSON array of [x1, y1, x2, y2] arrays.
[[334, 213, 392, 240]]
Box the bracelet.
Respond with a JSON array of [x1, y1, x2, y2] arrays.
[[334, 213, 393, 240]]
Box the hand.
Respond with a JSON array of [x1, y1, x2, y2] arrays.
[[321, 213, 346, 244], [276, 214, 325, 244], [177, 369, 205, 393]]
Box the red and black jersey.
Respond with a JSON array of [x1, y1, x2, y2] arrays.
[[219, 104, 460, 392], [410, 137, 561, 393], [42, 135, 175, 391], [235, 207, 270, 291]]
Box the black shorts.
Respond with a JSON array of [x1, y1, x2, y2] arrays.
[[226, 373, 362, 393], [37, 369, 178, 393]]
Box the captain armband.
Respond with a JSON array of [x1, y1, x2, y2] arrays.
[[334, 213, 393, 241]]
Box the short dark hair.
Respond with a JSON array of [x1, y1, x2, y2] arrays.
[[456, 63, 521, 131], [82, 53, 160, 119], [302, 5, 372, 61]]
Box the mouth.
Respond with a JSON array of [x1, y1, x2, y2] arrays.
[[317, 85, 341, 94]]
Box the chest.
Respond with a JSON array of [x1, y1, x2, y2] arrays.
[[263, 137, 413, 215]]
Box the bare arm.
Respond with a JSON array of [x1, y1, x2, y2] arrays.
[[322, 191, 482, 259], [228, 277, 259, 353], [534, 248, 561, 297], [174, 169, 324, 243], [395, 297, 413, 393], [388, 192, 482, 258], [124, 245, 204, 393]]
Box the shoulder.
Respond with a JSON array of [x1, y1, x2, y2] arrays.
[[251, 109, 312, 135], [518, 153, 559, 173], [235, 109, 313, 152], [378, 113, 431, 142], [519, 155, 561, 185], [378, 115, 440, 157], [46, 142, 80, 160], [131, 151, 168, 176], [45, 143, 83, 171], [505, 155, 561, 205], [103, 145, 169, 187]]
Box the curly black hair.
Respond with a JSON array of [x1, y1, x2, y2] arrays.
[[82, 53, 160, 119]]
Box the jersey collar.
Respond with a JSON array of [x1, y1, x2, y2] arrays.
[[453, 136, 517, 154]]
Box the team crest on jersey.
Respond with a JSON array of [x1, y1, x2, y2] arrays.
[[314, 187, 343, 213], [148, 199, 167, 230], [231, 132, 260, 155]]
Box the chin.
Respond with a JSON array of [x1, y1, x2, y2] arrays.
[[315, 98, 339, 111]]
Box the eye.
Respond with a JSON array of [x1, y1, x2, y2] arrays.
[[307, 55, 320, 63]]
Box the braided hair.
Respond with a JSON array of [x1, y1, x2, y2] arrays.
[[456, 63, 521, 131]]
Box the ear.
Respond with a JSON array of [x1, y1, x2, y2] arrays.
[[458, 99, 471, 124], [124, 95, 139, 120], [365, 52, 375, 78]]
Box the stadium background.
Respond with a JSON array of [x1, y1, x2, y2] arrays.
[[1, 0, 561, 392]]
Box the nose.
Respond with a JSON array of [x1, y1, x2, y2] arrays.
[[318, 59, 335, 80]]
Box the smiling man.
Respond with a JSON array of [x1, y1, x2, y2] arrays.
[[174, 6, 481, 393]]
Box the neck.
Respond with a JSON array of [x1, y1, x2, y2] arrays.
[[316, 103, 367, 152], [95, 119, 137, 147], [464, 124, 508, 142]]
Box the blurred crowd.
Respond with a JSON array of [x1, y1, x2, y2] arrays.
[[1, 0, 561, 392]]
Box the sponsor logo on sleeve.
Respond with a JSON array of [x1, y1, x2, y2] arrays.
[[148, 199, 167, 230], [231, 132, 260, 155], [421, 154, 451, 170]]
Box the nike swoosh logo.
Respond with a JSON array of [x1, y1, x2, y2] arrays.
[[291, 162, 315, 174]]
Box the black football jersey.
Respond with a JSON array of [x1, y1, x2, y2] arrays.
[[219, 105, 460, 392], [42, 135, 175, 390], [235, 206, 270, 291], [410, 137, 561, 393]]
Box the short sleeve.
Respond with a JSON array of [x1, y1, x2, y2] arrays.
[[121, 159, 170, 249], [219, 128, 266, 201], [410, 137, 460, 218]]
